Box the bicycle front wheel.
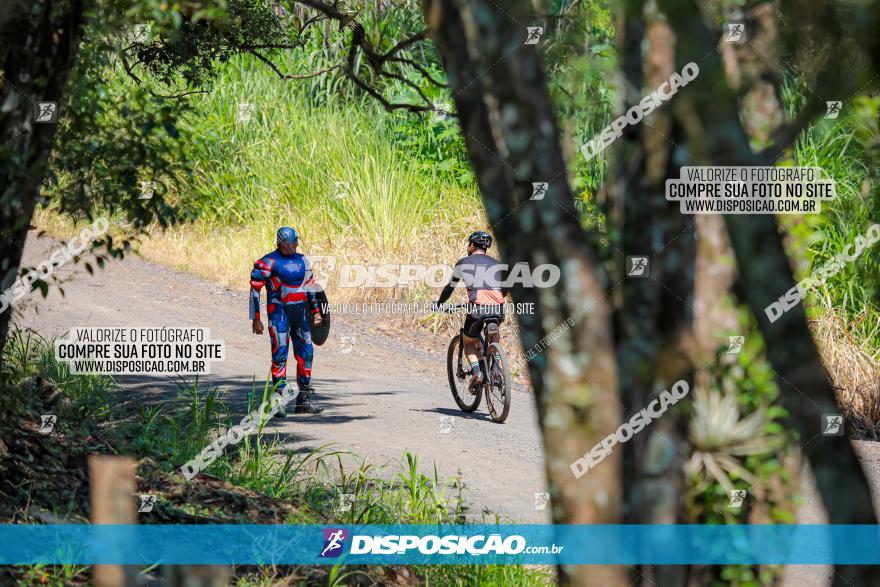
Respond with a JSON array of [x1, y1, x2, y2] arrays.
[[485, 342, 511, 423], [447, 335, 481, 412]]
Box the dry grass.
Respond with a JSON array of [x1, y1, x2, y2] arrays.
[[35, 208, 481, 303], [814, 310, 880, 439], [34, 208, 533, 380]]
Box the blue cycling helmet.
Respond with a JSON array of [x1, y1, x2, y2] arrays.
[[276, 226, 298, 245]]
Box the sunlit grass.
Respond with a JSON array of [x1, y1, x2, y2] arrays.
[[37, 49, 483, 304]]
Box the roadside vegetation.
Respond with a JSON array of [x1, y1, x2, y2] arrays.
[[0, 328, 552, 586]]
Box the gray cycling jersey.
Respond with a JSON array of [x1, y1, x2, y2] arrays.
[[438, 253, 505, 306]]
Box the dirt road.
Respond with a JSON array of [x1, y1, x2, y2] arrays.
[[15, 233, 550, 523]]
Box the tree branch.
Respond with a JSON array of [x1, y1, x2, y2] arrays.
[[382, 30, 428, 58], [248, 49, 339, 79]]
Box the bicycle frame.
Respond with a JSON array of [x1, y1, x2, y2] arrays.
[[442, 303, 499, 384], [455, 328, 490, 381]]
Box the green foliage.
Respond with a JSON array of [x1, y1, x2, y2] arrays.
[[423, 563, 553, 585], [130, 374, 474, 525], [540, 0, 616, 254], [717, 564, 783, 587], [44, 0, 477, 256], [781, 82, 880, 352], [17, 564, 89, 587], [1, 329, 112, 436], [128, 0, 437, 107], [44, 0, 622, 262], [45, 21, 195, 241], [119, 0, 232, 34], [281, 0, 437, 108], [43, 0, 453, 250], [684, 309, 795, 587], [169, 49, 475, 249], [686, 307, 794, 521], [385, 106, 476, 187], [132, 0, 283, 88]]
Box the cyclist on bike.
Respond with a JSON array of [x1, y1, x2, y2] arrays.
[[434, 230, 507, 391], [250, 226, 323, 415]]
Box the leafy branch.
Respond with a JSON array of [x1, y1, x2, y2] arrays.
[[122, 0, 443, 112]]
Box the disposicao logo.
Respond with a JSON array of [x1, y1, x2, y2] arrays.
[[349, 534, 527, 555], [320, 528, 349, 558]]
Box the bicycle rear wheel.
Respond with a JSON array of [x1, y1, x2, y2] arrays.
[[484, 342, 511, 423], [447, 335, 481, 412]]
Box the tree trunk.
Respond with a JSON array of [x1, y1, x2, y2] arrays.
[[614, 4, 694, 585], [424, 0, 625, 584], [0, 0, 86, 362]]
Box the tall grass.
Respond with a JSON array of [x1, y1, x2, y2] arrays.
[[188, 49, 477, 251], [782, 87, 880, 353], [2, 329, 113, 430], [779, 84, 880, 436], [185, 56, 473, 245], [32, 49, 484, 304]]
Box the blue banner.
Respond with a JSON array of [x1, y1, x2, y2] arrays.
[[0, 524, 878, 565]]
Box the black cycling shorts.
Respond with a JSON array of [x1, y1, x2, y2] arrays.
[[462, 305, 504, 338]]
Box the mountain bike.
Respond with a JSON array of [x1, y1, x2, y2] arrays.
[[439, 304, 511, 423]]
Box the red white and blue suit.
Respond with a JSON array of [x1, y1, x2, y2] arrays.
[[249, 250, 320, 390]]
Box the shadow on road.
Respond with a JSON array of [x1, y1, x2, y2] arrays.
[[115, 373, 377, 433], [413, 406, 494, 422]]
